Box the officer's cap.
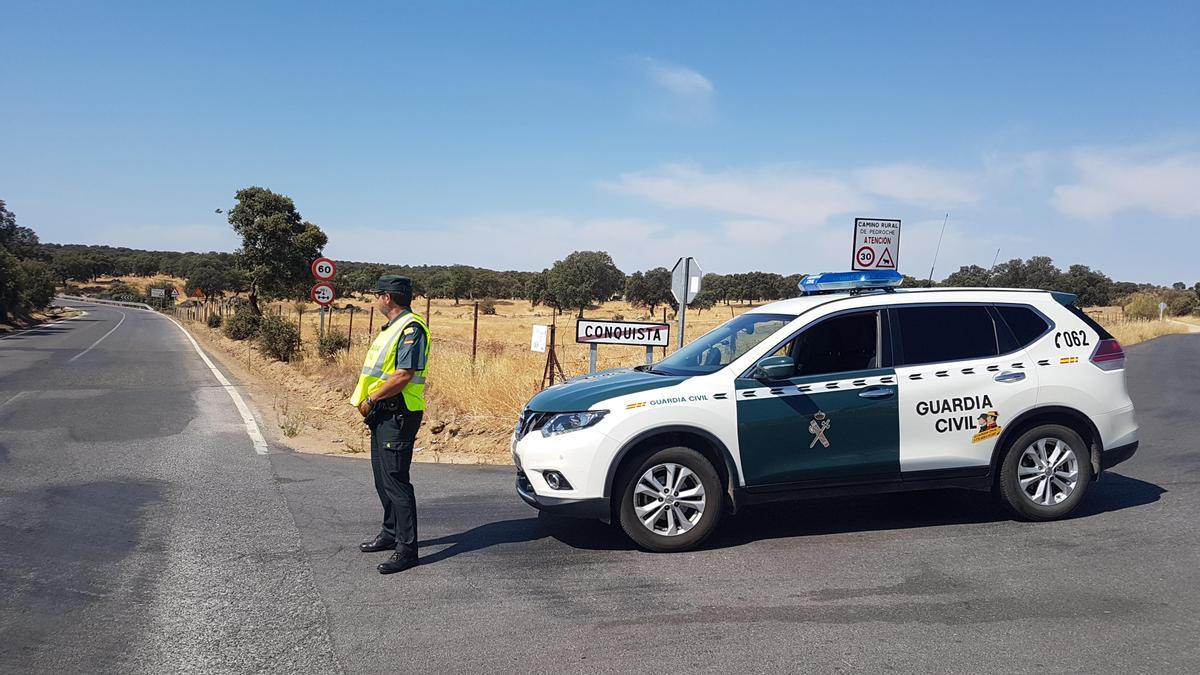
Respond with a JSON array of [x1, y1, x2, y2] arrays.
[[373, 275, 413, 294]]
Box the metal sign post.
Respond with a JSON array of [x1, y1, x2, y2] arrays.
[[310, 257, 337, 342], [1159, 301, 1167, 321], [671, 257, 703, 350]]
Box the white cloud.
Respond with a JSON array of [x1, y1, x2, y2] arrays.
[[602, 163, 871, 226], [636, 58, 714, 122], [643, 58, 714, 101], [1052, 151, 1200, 221], [326, 215, 699, 273], [854, 164, 980, 207], [602, 161, 983, 225]]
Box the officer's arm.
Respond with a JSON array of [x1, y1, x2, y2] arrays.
[[368, 368, 414, 402]]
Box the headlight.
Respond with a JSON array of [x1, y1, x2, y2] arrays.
[[541, 410, 608, 438]]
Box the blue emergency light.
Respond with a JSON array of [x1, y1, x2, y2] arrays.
[[798, 270, 903, 295]]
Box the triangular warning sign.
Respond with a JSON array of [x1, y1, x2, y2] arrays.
[[877, 247, 895, 268]]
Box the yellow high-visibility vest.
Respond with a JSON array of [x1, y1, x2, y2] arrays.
[[350, 312, 430, 411]]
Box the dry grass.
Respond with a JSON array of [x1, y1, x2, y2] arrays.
[[152, 276, 753, 429], [265, 297, 753, 423], [1084, 306, 1187, 346]]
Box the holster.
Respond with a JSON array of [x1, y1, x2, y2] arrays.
[[363, 396, 403, 427]]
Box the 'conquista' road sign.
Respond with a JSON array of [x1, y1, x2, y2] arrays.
[[576, 319, 670, 347]]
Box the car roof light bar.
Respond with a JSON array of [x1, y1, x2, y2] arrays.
[[798, 270, 903, 295]]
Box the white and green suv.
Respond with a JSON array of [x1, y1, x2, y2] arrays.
[[513, 271, 1138, 552]]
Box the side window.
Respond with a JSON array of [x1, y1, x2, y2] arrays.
[[894, 305, 998, 366], [792, 311, 880, 377], [995, 305, 1051, 347]]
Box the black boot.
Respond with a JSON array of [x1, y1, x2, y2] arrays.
[[359, 534, 396, 553], [377, 551, 419, 575]]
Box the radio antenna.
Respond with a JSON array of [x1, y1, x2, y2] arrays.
[[927, 213, 949, 283]]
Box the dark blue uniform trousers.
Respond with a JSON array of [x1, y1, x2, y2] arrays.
[[369, 409, 423, 558]]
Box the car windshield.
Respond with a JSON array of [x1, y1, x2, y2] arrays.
[[653, 313, 795, 376]]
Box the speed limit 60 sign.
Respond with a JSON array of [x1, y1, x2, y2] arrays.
[[311, 257, 337, 281], [310, 283, 336, 306], [852, 218, 901, 271]]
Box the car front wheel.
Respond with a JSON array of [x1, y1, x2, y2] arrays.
[[617, 446, 723, 552]]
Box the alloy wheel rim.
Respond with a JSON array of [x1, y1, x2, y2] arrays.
[[633, 462, 706, 536], [1018, 438, 1079, 507]]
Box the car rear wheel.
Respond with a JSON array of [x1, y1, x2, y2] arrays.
[[617, 446, 723, 552], [997, 424, 1092, 520]]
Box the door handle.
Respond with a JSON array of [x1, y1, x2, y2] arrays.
[[994, 371, 1026, 383], [858, 386, 895, 400]]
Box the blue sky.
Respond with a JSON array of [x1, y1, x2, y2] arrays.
[[2, 1, 1197, 283]]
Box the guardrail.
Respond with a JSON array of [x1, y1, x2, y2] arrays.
[[56, 295, 155, 311]]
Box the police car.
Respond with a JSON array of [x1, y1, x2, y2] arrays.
[[513, 270, 1138, 552]]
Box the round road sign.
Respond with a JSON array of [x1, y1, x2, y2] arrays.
[[856, 246, 875, 267], [311, 257, 337, 281], [310, 283, 336, 306]]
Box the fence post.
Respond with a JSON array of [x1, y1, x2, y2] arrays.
[[425, 295, 431, 324], [297, 307, 303, 334], [471, 301, 479, 369], [347, 306, 355, 351], [368, 307, 374, 334]]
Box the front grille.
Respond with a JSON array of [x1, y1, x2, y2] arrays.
[[515, 409, 551, 440]]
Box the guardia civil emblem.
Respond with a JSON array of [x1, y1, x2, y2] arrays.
[[808, 411, 831, 448]]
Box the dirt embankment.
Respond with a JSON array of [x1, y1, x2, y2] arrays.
[[0, 307, 81, 334], [183, 321, 515, 465]]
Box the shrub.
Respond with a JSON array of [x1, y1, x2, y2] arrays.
[[1165, 290, 1198, 317], [96, 281, 140, 302], [1122, 292, 1160, 321], [479, 298, 497, 315], [318, 330, 350, 358], [223, 309, 261, 340], [205, 312, 222, 329], [258, 315, 301, 361]]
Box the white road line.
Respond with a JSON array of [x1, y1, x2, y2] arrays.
[[164, 316, 270, 455], [0, 392, 28, 409], [68, 310, 126, 362]]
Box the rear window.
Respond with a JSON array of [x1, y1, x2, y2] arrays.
[[894, 305, 999, 366], [1066, 305, 1114, 340], [995, 305, 1051, 347]]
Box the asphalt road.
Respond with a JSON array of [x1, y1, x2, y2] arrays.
[[2, 301, 1197, 673]]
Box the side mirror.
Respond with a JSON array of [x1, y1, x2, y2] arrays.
[[753, 355, 795, 381]]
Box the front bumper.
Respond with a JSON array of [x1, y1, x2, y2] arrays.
[[516, 471, 610, 523]]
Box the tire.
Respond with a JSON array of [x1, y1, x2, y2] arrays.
[[617, 446, 723, 552], [997, 424, 1092, 521]]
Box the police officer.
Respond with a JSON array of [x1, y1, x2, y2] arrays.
[[351, 275, 430, 574]]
